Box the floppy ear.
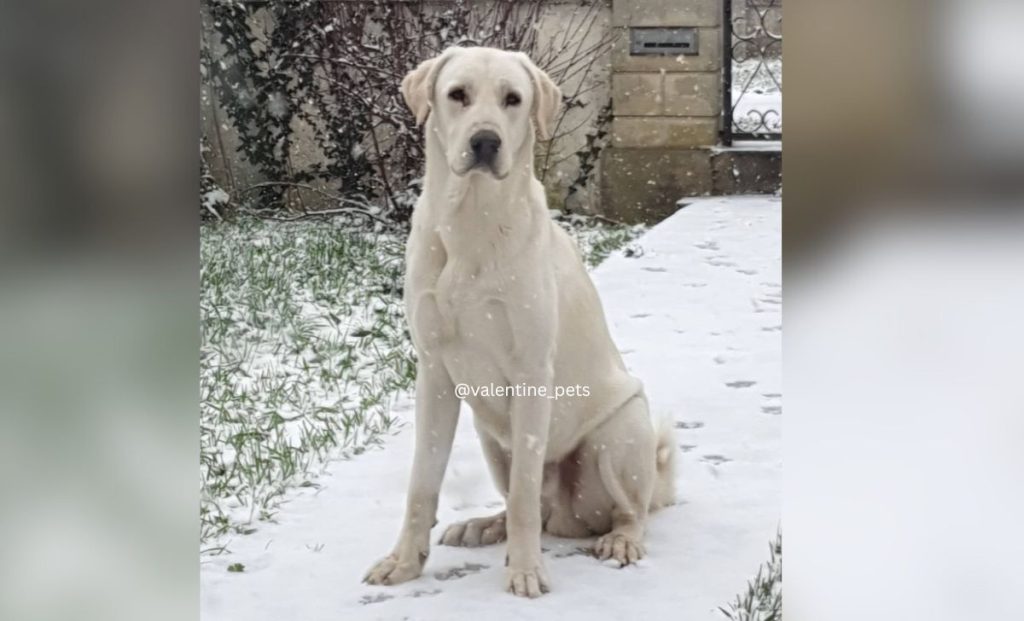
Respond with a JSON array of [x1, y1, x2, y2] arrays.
[[517, 54, 562, 141], [401, 57, 436, 126], [401, 49, 457, 126]]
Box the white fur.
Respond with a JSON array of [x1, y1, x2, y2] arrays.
[[364, 47, 675, 598]]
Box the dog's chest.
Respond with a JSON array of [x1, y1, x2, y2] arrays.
[[436, 260, 513, 346], [408, 256, 516, 380]]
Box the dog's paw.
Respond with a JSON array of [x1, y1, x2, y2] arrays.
[[440, 512, 506, 547], [505, 563, 551, 598], [363, 553, 424, 586], [593, 532, 645, 567]]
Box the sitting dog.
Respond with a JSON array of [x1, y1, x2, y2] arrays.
[[364, 46, 675, 598]]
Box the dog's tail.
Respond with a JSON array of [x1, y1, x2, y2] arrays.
[[649, 413, 678, 511]]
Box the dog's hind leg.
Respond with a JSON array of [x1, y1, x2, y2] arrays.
[[587, 394, 657, 566], [542, 448, 594, 539]]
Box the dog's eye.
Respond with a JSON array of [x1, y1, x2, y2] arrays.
[[504, 92, 521, 107], [448, 88, 468, 105]]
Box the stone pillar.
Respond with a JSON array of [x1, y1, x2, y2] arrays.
[[601, 0, 723, 223]]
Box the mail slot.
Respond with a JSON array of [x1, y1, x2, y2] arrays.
[[629, 27, 699, 56]]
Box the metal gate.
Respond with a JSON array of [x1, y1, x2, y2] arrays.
[[722, 0, 782, 145]]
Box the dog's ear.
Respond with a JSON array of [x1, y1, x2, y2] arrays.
[[516, 54, 562, 141], [401, 49, 457, 126], [401, 57, 437, 126]]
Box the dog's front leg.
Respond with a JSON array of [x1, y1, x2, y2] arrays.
[[504, 369, 553, 598], [364, 362, 459, 585]]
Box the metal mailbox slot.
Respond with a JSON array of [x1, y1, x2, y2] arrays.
[[629, 27, 699, 56]]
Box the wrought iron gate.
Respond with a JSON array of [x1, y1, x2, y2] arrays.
[[722, 0, 782, 145]]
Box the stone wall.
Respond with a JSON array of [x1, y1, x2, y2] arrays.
[[533, 2, 612, 215], [602, 0, 723, 222]]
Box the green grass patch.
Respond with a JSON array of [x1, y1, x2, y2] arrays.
[[555, 214, 645, 268], [720, 531, 783, 621]]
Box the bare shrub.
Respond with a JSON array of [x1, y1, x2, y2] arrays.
[[202, 0, 613, 224]]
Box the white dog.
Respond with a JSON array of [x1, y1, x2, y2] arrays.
[[364, 46, 675, 598]]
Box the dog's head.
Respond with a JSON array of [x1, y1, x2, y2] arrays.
[[401, 47, 561, 180]]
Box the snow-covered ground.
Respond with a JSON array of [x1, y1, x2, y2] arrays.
[[200, 196, 781, 620]]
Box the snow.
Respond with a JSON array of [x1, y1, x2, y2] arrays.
[[200, 196, 781, 620], [732, 93, 782, 134], [710, 140, 781, 154], [731, 59, 782, 135], [201, 188, 229, 209]]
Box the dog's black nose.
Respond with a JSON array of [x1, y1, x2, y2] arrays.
[[469, 130, 501, 166]]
